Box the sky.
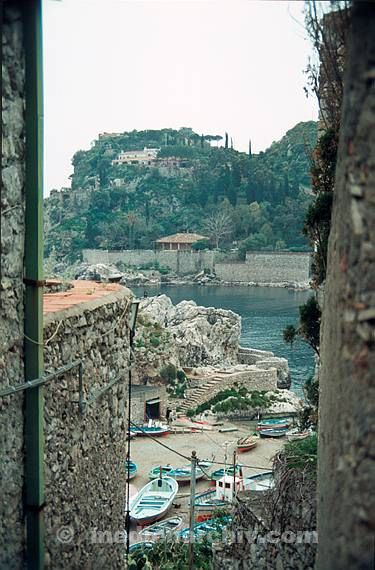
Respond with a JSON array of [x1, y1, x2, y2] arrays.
[[43, 0, 318, 194]]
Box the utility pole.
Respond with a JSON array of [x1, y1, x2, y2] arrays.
[[188, 450, 197, 570]]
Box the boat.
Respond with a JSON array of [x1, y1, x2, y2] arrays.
[[194, 474, 244, 515], [169, 465, 204, 483], [256, 418, 291, 431], [178, 516, 232, 541], [139, 516, 183, 539], [286, 431, 310, 442], [129, 541, 154, 554], [258, 428, 287, 438], [209, 464, 243, 481], [125, 459, 138, 480], [148, 465, 174, 480], [130, 476, 178, 525], [236, 435, 258, 453], [244, 471, 274, 491], [129, 425, 170, 437]]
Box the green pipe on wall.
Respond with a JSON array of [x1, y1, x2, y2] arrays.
[[23, 0, 45, 568]]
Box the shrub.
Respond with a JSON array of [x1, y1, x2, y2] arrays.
[[159, 363, 177, 382]]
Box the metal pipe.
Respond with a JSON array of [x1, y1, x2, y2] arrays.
[[23, 1, 45, 567], [188, 450, 197, 570], [0, 361, 81, 398]]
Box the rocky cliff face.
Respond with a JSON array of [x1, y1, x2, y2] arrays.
[[134, 295, 241, 380]]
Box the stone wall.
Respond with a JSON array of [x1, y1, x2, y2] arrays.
[[317, 4, 375, 568], [131, 385, 167, 425], [216, 252, 311, 285], [0, 3, 26, 567], [42, 286, 132, 568], [82, 248, 215, 275]]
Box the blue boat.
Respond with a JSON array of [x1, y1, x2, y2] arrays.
[[178, 516, 232, 541], [129, 541, 154, 553], [209, 464, 243, 481], [169, 465, 204, 483], [125, 459, 138, 479], [130, 425, 169, 437], [193, 489, 228, 512], [148, 465, 174, 480]]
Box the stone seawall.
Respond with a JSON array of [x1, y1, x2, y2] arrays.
[[42, 283, 132, 568], [0, 3, 26, 567], [82, 248, 215, 276], [216, 252, 311, 285]]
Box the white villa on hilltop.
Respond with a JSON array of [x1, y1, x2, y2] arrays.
[[112, 147, 160, 166]]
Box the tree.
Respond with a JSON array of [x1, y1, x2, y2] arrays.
[[203, 211, 232, 249], [283, 296, 321, 357]]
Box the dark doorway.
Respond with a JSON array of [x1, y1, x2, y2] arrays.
[[145, 399, 160, 420]]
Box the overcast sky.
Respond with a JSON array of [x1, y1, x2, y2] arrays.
[[43, 0, 318, 194]]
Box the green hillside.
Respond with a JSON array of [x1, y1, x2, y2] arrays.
[[45, 122, 317, 262]]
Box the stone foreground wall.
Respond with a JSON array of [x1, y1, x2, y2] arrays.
[[43, 287, 132, 569], [216, 252, 311, 285], [82, 248, 215, 275], [0, 3, 26, 567]]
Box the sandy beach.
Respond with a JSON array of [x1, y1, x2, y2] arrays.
[[127, 421, 285, 535]]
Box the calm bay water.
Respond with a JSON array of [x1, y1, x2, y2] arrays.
[[132, 285, 315, 397]]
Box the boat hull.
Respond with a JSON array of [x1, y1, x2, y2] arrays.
[[130, 476, 178, 525]]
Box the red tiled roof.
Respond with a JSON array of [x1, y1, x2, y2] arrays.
[[155, 232, 208, 244]]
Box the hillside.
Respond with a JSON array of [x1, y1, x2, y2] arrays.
[[44, 122, 317, 263]]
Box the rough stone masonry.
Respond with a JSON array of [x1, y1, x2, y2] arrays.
[[0, 2, 26, 567]]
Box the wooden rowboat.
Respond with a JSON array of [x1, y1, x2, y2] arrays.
[[236, 435, 258, 453], [169, 465, 204, 483], [129, 476, 178, 525], [192, 488, 228, 513], [259, 428, 287, 438], [244, 471, 274, 491], [125, 459, 138, 480], [286, 431, 310, 442], [139, 516, 183, 539], [177, 516, 232, 541], [210, 464, 242, 481], [148, 465, 174, 480], [130, 425, 169, 437]]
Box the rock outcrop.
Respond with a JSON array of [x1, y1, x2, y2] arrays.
[[138, 295, 241, 368]]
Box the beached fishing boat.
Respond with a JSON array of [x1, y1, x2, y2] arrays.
[[244, 471, 274, 491], [130, 476, 178, 525], [139, 516, 183, 539], [257, 418, 291, 430], [178, 516, 232, 541], [237, 435, 258, 453], [169, 465, 204, 483], [130, 425, 169, 437], [258, 428, 287, 438], [125, 459, 138, 480], [148, 465, 174, 480], [194, 474, 244, 515], [286, 431, 310, 442], [209, 464, 243, 481], [129, 541, 154, 553]]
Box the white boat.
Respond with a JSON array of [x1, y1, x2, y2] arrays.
[[244, 471, 274, 491], [194, 474, 244, 514], [139, 516, 183, 539], [286, 430, 310, 442], [130, 476, 178, 525]]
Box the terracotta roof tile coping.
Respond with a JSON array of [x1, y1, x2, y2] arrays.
[[43, 280, 129, 314]]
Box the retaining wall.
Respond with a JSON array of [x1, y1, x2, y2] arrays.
[[82, 248, 215, 275], [216, 252, 311, 284], [42, 285, 132, 568]]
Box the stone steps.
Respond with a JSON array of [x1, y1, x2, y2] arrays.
[[179, 377, 223, 411]]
